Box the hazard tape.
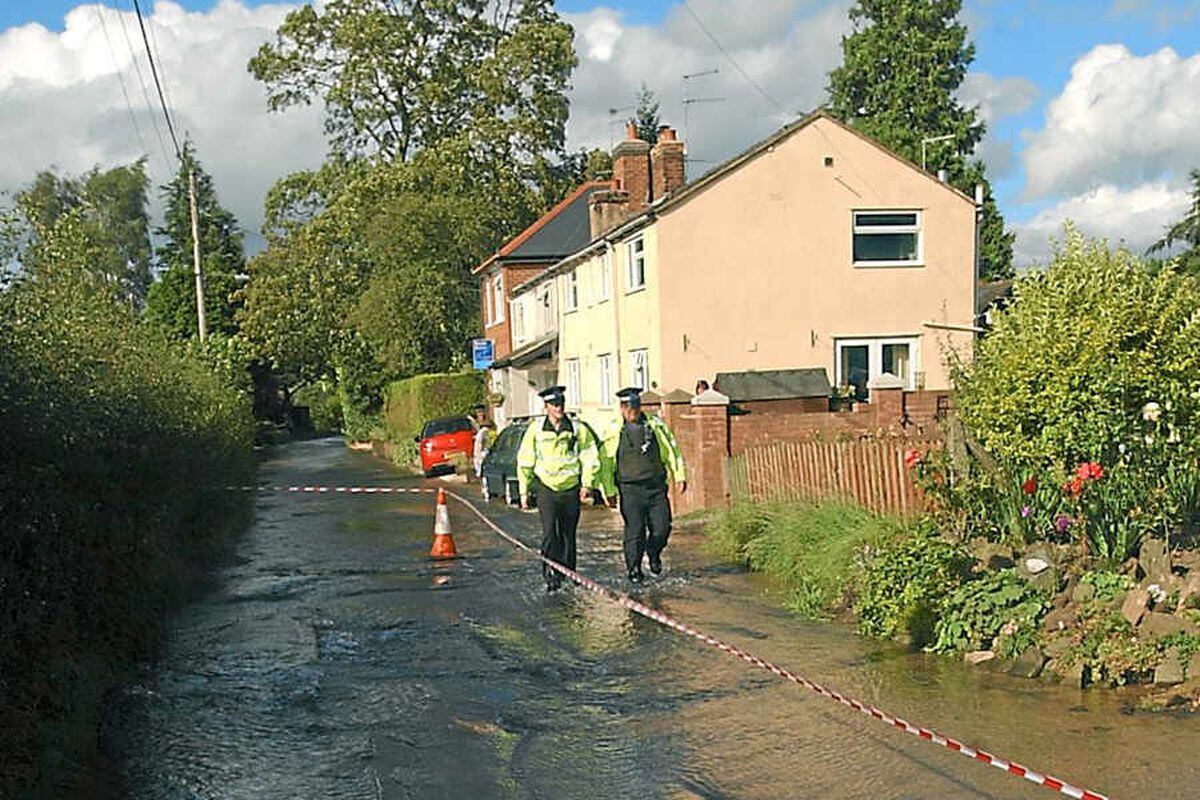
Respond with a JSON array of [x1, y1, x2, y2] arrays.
[[240, 483, 1109, 800]]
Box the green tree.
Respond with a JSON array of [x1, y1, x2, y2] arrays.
[[1148, 168, 1200, 276], [635, 83, 661, 144], [15, 162, 153, 301], [248, 0, 576, 167], [827, 0, 1014, 280], [144, 144, 246, 339]]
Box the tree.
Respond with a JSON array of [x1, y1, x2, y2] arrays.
[[144, 144, 246, 339], [827, 0, 1014, 280], [14, 162, 153, 301], [248, 0, 576, 168], [635, 83, 661, 144], [1148, 168, 1200, 277]]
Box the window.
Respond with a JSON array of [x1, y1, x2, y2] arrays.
[[490, 274, 505, 323], [598, 250, 612, 302], [597, 354, 612, 405], [563, 270, 578, 312], [626, 237, 645, 290], [566, 359, 581, 409], [629, 349, 648, 390], [539, 286, 554, 330], [511, 298, 526, 343], [852, 211, 922, 266], [835, 337, 919, 400]]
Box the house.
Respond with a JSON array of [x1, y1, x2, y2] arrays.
[[473, 180, 611, 425], [507, 110, 977, 432]]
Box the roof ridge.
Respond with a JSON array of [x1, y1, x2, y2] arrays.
[[473, 180, 613, 274]]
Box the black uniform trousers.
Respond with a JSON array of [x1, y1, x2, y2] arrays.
[[619, 479, 672, 572], [536, 482, 581, 585]]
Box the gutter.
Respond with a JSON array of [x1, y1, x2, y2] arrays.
[[923, 320, 985, 334]]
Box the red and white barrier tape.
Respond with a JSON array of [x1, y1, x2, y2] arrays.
[[240, 483, 1109, 800]]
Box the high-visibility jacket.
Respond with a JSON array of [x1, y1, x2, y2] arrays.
[[600, 412, 687, 490], [516, 415, 601, 496]]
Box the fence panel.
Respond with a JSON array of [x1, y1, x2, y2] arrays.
[[728, 438, 938, 517]]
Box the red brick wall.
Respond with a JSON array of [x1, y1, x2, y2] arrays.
[[480, 263, 553, 359]]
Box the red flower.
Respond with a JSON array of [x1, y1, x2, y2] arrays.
[[903, 448, 923, 470], [1021, 477, 1038, 495], [1075, 461, 1104, 483], [1063, 476, 1085, 499]]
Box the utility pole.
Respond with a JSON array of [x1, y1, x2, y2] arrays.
[[188, 167, 207, 342]]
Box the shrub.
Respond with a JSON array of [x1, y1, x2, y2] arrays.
[[931, 570, 1050, 658], [0, 268, 253, 796], [855, 526, 973, 645], [383, 371, 485, 443], [704, 500, 904, 619], [953, 229, 1200, 559]]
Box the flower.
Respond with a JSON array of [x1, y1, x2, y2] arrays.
[[903, 448, 923, 470], [1148, 584, 1168, 604], [1141, 401, 1162, 422], [1020, 505, 1032, 518], [1075, 461, 1104, 482], [1054, 514, 1073, 534], [1021, 477, 1038, 495], [1063, 476, 1085, 499]]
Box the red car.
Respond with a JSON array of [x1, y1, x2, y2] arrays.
[[415, 416, 476, 477]]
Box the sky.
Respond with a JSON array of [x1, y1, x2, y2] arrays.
[[0, 0, 1197, 265]]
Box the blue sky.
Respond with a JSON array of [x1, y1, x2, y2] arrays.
[[1, 1, 1197, 263]]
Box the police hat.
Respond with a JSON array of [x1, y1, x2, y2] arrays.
[[539, 385, 567, 406], [616, 386, 643, 407]]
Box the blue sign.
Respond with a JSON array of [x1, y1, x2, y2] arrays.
[[472, 338, 495, 370]]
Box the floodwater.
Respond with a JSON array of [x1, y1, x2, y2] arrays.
[[96, 438, 1200, 799]]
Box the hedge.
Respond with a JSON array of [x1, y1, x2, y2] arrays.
[[0, 271, 254, 797], [383, 371, 485, 444]]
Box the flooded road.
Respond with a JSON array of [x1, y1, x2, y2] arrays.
[[99, 439, 1200, 799]]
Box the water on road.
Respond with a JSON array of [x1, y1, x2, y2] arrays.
[[97, 439, 1200, 799]]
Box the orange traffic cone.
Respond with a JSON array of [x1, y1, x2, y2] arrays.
[[430, 488, 457, 559]]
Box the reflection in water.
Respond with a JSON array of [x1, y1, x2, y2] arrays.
[[96, 439, 1200, 799]]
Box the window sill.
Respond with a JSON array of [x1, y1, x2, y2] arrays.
[[852, 261, 924, 269], [625, 285, 647, 296]]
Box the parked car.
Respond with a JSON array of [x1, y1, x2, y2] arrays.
[[416, 416, 476, 477], [480, 419, 529, 505]]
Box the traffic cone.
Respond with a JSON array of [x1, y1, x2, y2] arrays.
[[430, 488, 457, 559]]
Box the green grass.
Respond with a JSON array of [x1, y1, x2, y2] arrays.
[[705, 499, 905, 618]]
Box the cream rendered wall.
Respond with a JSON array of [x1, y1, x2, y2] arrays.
[[557, 226, 662, 429], [654, 116, 976, 395]]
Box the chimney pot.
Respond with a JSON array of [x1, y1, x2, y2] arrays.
[[625, 121, 638, 140], [658, 126, 677, 142]]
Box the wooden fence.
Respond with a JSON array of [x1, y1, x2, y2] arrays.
[[727, 438, 938, 517]]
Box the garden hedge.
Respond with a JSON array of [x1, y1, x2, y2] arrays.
[[382, 371, 485, 442]]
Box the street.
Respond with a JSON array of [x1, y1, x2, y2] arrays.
[[97, 439, 1199, 799]]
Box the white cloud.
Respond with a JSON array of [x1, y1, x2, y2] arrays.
[[0, 1, 325, 251], [1022, 44, 1200, 200], [1013, 181, 1191, 267], [957, 72, 1038, 178], [562, 1, 852, 170]]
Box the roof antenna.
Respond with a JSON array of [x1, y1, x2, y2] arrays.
[[682, 68, 723, 165]]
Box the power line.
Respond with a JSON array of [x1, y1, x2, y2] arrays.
[[680, 0, 789, 116], [116, 1, 172, 167], [93, 4, 150, 161], [131, 0, 182, 159], [144, 3, 177, 121]]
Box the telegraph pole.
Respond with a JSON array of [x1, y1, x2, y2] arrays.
[[188, 166, 207, 342]]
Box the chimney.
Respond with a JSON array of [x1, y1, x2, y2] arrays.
[[611, 121, 651, 213], [651, 125, 686, 201]]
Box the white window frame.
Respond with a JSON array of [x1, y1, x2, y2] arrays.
[[539, 284, 554, 331], [511, 296, 526, 344], [563, 270, 579, 312], [835, 336, 920, 398], [629, 349, 649, 390], [852, 210, 923, 268], [626, 237, 646, 291], [598, 249, 612, 302], [491, 274, 505, 323], [566, 359, 581, 409], [597, 354, 612, 406]]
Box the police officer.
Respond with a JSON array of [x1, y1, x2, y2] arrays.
[[516, 386, 601, 592], [613, 387, 686, 583]]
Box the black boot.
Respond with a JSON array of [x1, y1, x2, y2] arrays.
[[627, 567, 644, 584], [545, 571, 562, 592], [648, 552, 663, 575]]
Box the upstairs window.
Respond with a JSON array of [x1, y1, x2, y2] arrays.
[[563, 270, 579, 312], [629, 349, 649, 390], [539, 286, 554, 330], [566, 359, 581, 409], [511, 298, 526, 343], [627, 237, 646, 290], [490, 274, 505, 323], [598, 250, 612, 302], [597, 354, 612, 405], [852, 211, 922, 267]]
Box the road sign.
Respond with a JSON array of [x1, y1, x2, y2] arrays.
[[472, 339, 495, 370]]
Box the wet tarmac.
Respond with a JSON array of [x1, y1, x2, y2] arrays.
[[97, 438, 1200, 799]]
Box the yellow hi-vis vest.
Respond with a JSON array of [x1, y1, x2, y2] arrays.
[[516, 415, 601, 496]]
